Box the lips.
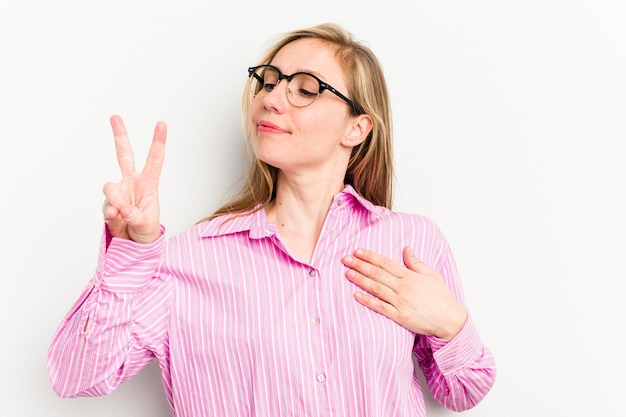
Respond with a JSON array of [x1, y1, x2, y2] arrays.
[[257, 120, 288, 134]]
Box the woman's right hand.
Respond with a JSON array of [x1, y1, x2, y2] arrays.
[[102, 115, 167, 244]]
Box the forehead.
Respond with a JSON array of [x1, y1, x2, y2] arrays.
[[271, 38, 345, 83]]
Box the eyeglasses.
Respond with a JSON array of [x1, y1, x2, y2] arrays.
[[248, 64, 360, 114]]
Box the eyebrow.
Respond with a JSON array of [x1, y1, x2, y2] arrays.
[[297, 68, 324, 78], [271, 64, 326, 81]]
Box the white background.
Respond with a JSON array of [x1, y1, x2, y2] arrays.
[[1, 1, 624, 416]]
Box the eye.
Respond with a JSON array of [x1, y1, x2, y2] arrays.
[[291, 74, 320, 98], [263, 82, 277, 91], [297, 88, 318, 98]]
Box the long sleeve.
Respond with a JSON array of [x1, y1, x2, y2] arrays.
[[414, 315, 496, 411], [47, 191, 496, 416], [413, 238, 496, 411], [48, 226, 172, 398]]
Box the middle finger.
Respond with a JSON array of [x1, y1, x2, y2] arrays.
[[343, 252, 398, 291], [110, 115, 136, 177], [352, 248, 409, 280]]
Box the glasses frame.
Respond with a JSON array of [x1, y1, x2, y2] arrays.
[[248, 64, 360, 114]]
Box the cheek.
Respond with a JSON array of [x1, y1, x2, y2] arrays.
[[307, 111, 349, 142], [298, 107, 343, 135], [250, 97, 263, 121]]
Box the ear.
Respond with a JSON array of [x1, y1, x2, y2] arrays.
[[342, 114, 373, 147]]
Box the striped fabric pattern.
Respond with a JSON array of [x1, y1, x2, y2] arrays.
[[48, 185, 496, 416]]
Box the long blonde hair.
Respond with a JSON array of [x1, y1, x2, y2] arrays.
[[201, 23, 393, 222]]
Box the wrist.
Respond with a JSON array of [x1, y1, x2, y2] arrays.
[[435, 306, 468, 341]]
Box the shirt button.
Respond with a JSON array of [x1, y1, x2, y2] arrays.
[[326, 225, 333, 231], [316, 373, 326, 383], [336, 200, 342, 206], [309, 269, 317, 277], [312, 317, 320, 325]]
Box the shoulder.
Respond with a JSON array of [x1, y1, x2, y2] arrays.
[[371, 207, 453, 266], [377, 206, 446, 239], [346, 186, 444, 238]]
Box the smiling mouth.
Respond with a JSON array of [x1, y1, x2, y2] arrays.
[[258, 121, 288, 134]]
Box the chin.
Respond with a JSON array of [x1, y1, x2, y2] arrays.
[[252, 149, 282, 170]]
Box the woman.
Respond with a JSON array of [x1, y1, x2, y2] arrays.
[[48, 23, 496, 416]]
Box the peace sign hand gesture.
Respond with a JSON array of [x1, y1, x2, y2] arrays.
[[102, 115, 167, 244]]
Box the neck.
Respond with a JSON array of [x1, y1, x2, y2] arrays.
[[265, 172, 345, 262], [270, 175, 344, 225]]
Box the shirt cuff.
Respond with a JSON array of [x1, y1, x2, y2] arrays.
[[428, 313, 483, 377], [94, 224, 166, 292]]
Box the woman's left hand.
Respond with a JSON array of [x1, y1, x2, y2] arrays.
[[342, 247, 468, 340]]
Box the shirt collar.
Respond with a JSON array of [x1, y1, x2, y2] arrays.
[[198, 184, 384, 239]]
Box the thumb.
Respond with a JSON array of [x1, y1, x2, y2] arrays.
[[403, 247, 427, 272], [118, 204, 143, 226]]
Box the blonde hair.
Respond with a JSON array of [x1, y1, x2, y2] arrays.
[[202, 23, 393, 222]]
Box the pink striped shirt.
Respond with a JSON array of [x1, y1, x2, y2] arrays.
[[48, 186, 496, 416]]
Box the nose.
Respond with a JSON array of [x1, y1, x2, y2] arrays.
[[261, 79, 289, 112]]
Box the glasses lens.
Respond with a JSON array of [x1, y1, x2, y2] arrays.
[[288, 74, 320, 107], [250, 66, 279, 95]]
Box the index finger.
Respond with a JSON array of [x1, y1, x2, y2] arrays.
[[110, 115, 136, 176], [349, 248, 409, 282]]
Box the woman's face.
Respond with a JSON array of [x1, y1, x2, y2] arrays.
[[250, 38, 357, 178]]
